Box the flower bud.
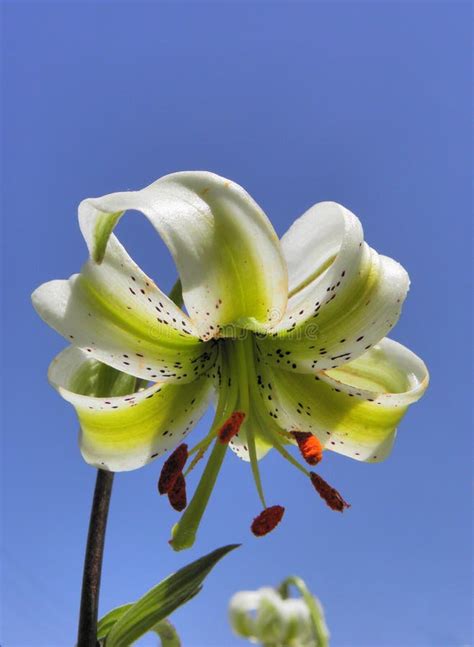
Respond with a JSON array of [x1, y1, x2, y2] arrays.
[[229, 586, 316, 646]]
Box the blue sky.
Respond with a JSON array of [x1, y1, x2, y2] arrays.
[[2, 2, 472, 646]]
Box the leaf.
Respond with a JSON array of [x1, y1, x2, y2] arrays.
[[104, 544, 239, 647], [97, 604, 133, 640]]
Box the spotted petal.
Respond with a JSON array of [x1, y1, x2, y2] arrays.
[[255, 338, 429, 462], [79, 171, 288, 339], [32, 235, 216, 383], [49, 347, 213, 471], [259, 202, 409, 372]]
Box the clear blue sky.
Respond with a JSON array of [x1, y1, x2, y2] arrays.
[[2, 2, 472, 646]]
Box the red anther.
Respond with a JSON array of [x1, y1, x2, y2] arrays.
[[251, 505, 285, 537], [158, 444, 188, 494], [167, 473, 187, 512], [217, 412, 246, 444], [310, 472, 351, 512], [292, 431, 324, 465]]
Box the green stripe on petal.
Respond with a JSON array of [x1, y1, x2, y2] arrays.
[[49, 347, 214, 471], [255, 338, 428, 462], [32, 236, 217, 384], [78, 171, 288, 339], [260, 202, 409, 371]]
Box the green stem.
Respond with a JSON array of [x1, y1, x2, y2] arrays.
[[278, 576, 329, 647], [77, 469, 114, 647]]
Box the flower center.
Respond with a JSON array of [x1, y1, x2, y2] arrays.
[[167, 334, 350, 551]]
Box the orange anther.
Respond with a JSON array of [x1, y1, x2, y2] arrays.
[[292, 431, 323, 465]]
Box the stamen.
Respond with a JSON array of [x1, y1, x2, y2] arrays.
[[158, 443, 188, 494], [310, 472, 351, 512], [217, 411, 246, 444], [168, 473, 187, 512], [292, 432, 323, 465], [251, 505, 285, 536], [250, 404, 309, 478], [184, 446, 207, 477]]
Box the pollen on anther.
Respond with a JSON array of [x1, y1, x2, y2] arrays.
[[292, 431, 323, 465], [167, 472, 187, 511], [251, 505, 285, 537], [158, 444, 188, 494], [217, 412, 246, 444], [310, 472, 350, 512]]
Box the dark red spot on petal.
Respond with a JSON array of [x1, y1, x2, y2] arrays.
[[292, 431, 323, 465], [251, 505, 285, 537], [310, 472, 350, 512], [217, 412, 246, 444], [158, 444, 188, 494], [167, 472, 187, 511]]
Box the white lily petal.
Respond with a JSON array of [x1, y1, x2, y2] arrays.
[[32, 236, 216, 384], [79, 171, 288, 339], [229, 589, 276, 640], [48, 347, 213, 471], [255, 338, 429, 462], [260, 202, 409, 371]]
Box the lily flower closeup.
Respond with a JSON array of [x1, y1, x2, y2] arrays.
[[32, 171, 428, 550]]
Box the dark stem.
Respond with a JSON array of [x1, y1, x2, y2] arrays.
[[77, 469, 114, 647]]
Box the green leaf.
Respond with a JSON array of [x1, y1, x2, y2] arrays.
[[97, 604, 133, 640], [104, 544, 239, 647], [153, 619, 182, 647]]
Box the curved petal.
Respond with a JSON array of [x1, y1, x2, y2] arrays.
[[49, 347, 214, 471], [259, 202, 409, 371], [78, 171, 288, 339], [32, 235, 217, 384], [254, 338, 429, 462]]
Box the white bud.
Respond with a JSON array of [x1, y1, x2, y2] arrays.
[[229, 586, 318, 646]]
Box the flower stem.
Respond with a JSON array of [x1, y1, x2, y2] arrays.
[[77, 469, 114, 647]]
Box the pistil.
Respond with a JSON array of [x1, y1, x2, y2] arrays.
[[169, 343, 238, 550], [169, 436, 228, 551]]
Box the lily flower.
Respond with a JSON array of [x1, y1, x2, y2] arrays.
[[229, 583, 328, 647], [32, 171, 428, 550]]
